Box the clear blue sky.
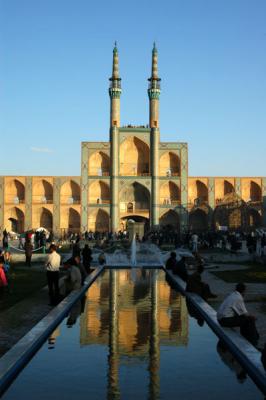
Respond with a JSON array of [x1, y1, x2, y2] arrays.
[[0, 0, 265, 177]]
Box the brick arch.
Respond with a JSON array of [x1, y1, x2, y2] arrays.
[[189, 208, 208, 233], [224, 180, 234, 196], [88, 208, 110, 232], [89, 180, 110, 204], [68, 208, 81, 231], [250, 181, 262, 202], [60, 180, 80, 204], [159, 151, 180, 176], [6, 206, 25, 233], [32, 179, 53, 203], [159, 210, 180, 229], [159, 181, 180, 205], [5, 179, 25, 204], [120, 136, 150, 176], [88, 151, 110, 176], [40, 207, 53, 230]]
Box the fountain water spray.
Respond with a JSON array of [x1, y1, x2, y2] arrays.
[[130, 234, 137, 267]]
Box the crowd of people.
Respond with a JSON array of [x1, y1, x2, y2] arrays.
[[44, 241, 93, 306]]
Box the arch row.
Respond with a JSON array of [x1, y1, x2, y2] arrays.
[[188, 178, 263, 206]]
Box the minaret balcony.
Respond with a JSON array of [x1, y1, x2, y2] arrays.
[[109, 79, 121, 89], [148, 80, 161, 90]]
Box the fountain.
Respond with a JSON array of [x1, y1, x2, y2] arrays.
[[130, 235, 137, 266], [105, 237, 163, 268]]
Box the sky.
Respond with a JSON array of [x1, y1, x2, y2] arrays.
[[0, 0, 266, 177]]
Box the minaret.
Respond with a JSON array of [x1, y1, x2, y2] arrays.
[[109, 43, 121, 232], [149, 43, 160, 227], [109, 42, 122, 129], [148, 43, 161, 128]]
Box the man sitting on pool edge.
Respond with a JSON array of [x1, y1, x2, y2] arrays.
[[217, 282, 259, 347]]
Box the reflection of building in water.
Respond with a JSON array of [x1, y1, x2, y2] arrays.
[[80, 270, 188, 351]]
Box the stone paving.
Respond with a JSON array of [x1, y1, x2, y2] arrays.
[[0, 252, 71, 357]]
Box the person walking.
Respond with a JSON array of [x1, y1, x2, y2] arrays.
[[25, 239, 33, 267], [191, 233, 199, 253], [45, 244, 61, 306], [3, 229, 8, 249]]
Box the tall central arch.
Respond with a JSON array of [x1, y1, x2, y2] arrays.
[[120, 137, 150, 176]]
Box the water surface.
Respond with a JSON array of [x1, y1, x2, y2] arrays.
[[3, 269, 263, 399]]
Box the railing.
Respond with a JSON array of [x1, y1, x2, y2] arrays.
[[5, 198, 25, 205], [121, 209, 149, 214], [90, 199, 110, 205], [160, 171, 180, 177], [32, 198, 53, 204], [160, 199, 181, 206], [89, 170, 110, 177], [148, 80, 161, 90], [109, 79, 121, 89], [60, 198, 81, 205]]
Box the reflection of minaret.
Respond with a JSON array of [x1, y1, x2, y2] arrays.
[[148, 269, 160, 399], [107, 270, 120, 399], [149, 43, 161, 228], [109, 43, 121, 232]]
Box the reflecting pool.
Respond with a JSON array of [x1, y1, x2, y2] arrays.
[[3, 269, 263, 399]]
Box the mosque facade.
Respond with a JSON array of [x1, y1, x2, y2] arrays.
[[0, 45, 265, 237]]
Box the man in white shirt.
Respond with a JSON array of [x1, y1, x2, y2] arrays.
[[217, 283, 259, 346], [45, 244, 61, 305], [191, 233, 199, 253]]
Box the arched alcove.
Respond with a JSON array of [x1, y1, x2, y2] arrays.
[[159, 182, 180, 205], [89, 181, 110, 204], [68, 208, 81, 231], [88, 151, 110, 176], [159, 210, 180, 229], [5, 179, 25, 203], [189, 209, 208, 233], [159, 152, 180, 176], [250, 181, 262, 202], [120, 182, 150, 213], [196, 180, 208, 202], [88, 209, 110, 232], [247, 209, 261, 228], [61, 180, 80, 204], [224, 180, 234, 196], [120, 137, 150, 176], [40, 207, 53, 230], [33, 179, 53, 203], [7, 207, 25, 233]]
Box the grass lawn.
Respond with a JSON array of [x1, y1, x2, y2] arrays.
[[0, 266, 47, 312], [211, 264, 266, 283]]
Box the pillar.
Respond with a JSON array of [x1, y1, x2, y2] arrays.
[[110, 127, 119, 232], [24, 176, 32, 231], [53, 177, 61, 238]]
